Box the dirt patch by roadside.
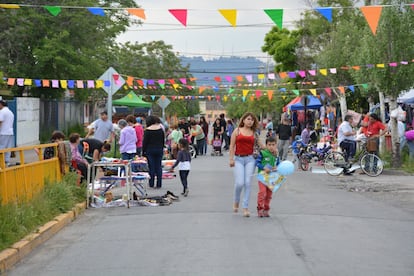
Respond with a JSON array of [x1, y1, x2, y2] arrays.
[[329, 171, 414, 213]]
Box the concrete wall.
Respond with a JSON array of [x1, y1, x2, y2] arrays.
[[16, 97, 40, 146]]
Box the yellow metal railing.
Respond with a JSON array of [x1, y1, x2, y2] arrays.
[[0, 144, 62, 205]]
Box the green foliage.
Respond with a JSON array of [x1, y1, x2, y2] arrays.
[[0, 0, 139, 99], [0, 173, 84, 251], [262, 27, 301, 72], [350, 1, 414, 96]]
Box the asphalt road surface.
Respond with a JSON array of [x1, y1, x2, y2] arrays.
[[8, 151, 414, 276]]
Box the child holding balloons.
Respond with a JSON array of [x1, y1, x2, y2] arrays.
[[255, 136, 280, 217]]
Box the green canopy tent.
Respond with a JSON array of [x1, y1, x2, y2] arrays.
[[112, 92, 152, 108]]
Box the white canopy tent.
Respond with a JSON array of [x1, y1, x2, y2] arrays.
[[398, 89, 414, 104]]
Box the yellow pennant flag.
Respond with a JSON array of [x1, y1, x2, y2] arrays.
[[223, 95, 228, 102], [172, 84, 180, 91], [267, 90, 273, 101], [376, 64, 385, 68], [96, 80, 103, 88], [60, 80, 67, 89], [242, 89, 249, 97], [309, 89, 317, 96], [258, 74, 265, 80], [319, 69, 328, 76], [219, 9, 237, 27], [0, 4, 20, 8], [282, 95, 287, 100], [24, 79, 32, 86]]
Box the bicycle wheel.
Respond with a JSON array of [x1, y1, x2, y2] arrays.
[[189, 144, 197, 159], [300, 156, 309, 171], [360, 154, 383, 176], [324, 151, 346, 176]]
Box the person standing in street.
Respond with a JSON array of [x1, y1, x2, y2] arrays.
[[118, 116, 137, 160], [220, 113, 229, 150], [143, 115, 165, 189], [171, 138, 192, 197], [86, 111, 115, 143], [229, 112, 263, 217], [190, 121, 206, 156], [276, 116, 292, 161], [134, 117, 144, 156], [0, 99, 15, 166], [199, 116, 209, 155]]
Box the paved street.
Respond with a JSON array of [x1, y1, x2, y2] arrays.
[[8, 151, 414, 276]]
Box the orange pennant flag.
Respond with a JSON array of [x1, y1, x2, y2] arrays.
[[219, 9, 237, 27], [42, 80, 50, 87], [190, 77, 197, 82], [360, 6, 383, 35], [236, 75, 244, 82], [338, 86, 345, 94], [127, 8, 146, 20], [199, 86, 206, 94], [267, 90, 274, 101], [352, 66, 361, 70], [279, 72, 288, 79], [7, 78, 15, 86], [127, 76, 134, 86], [207, 95, 212, 101], [250, 96, 255, 102]]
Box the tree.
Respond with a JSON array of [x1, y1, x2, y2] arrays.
[[350, 0, 414, 167], [0, 0, 139, 99]]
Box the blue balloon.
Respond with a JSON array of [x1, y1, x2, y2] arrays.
[[277, 160, 295, 176]]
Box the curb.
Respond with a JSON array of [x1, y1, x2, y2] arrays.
[[0, 202, 86, 274]]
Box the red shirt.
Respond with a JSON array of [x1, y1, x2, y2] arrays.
[[367, 120, 385, 136], [235, 133, 254, 155]]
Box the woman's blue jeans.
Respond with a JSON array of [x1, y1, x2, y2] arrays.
[[233, 155, 256, 209], [407, 140, 414, 160], [146, 147, 163, 188]]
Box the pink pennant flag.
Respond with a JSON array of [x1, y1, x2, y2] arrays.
[[77, 80, 84, 88], [298, 71, 306, 78], [389, 62, 398, 67], [308, 70, 316, 76], [329, 68, 337, 74], [268, 73, 275, 80], [325, 87, 332, 96], [255, 90, 262, 99], [52, 80, 59, 88], [225, 76, 232, 82], [179, 78, 187, 85], [17, 78, 24, 86], [169, 9, 187, 27], [215, 95, 221, 101], [245, 75, 253, 83], [87, 80, 95, 88], [401, 61, 408, 65]]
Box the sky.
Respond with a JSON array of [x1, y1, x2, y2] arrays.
[[117, 0, 312, 60]]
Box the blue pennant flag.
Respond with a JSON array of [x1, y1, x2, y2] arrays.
[[88, 7, 105, 16], [315, 7, 332, 22]]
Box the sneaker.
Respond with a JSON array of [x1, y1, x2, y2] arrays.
[[263, 210, 270, 217], [257, 210, 264, 218], [184, 189, 189, 197]]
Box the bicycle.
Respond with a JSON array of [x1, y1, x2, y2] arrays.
[[323, 139, 384, 177]]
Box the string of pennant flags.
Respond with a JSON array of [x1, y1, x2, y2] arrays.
[[4, 73, 369, 102], [5, 57, 412, 93], [1, 3, 414, 34]]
